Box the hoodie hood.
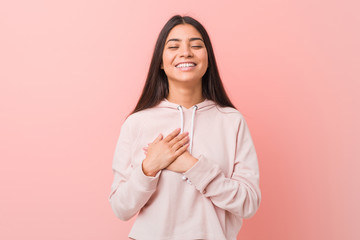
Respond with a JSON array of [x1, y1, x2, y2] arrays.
[[155, 98, 217, 155]]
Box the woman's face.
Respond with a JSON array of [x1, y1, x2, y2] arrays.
[[161, 24, 208, 85]]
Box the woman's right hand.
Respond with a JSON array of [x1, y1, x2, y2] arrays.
[[142, 128, 190, 177]]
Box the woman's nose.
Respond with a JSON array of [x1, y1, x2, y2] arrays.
[[180, 45, 193, 57]]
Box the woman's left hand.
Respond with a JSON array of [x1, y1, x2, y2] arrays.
[[143, 145, 198, 173]]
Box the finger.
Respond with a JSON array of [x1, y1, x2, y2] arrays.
[[174, 143, 190, 158], [172, 136, 189, 150], [163, 128, 181, 142], [169, 131, 189, 147], [153, 133, 163, 143]]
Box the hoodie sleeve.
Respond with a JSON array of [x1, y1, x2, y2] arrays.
[[108, 116, 162, 221], [183, 116, 261, 219]]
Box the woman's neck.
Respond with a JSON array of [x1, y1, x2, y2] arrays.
[[166, 89, 204, 109]]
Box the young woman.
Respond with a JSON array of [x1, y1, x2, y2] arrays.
[[109, 15, 261, 240]]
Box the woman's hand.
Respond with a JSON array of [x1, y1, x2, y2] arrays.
[[165, 151, 198, 173], [143, 137, 198, 174], [141, 128, 190, 177]]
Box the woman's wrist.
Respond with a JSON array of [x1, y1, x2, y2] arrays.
[[142, 158, 159, 177]]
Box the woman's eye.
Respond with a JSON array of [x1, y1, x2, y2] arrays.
[[168, 46, 179, 49], [192, 46, 203, 48]]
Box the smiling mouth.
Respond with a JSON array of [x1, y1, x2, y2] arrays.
[[176, 62, 197, 68]]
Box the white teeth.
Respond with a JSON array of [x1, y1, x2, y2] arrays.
[[176, 63, 195, 68]]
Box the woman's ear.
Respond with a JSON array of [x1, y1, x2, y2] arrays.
[[160, 62, 164, 69]]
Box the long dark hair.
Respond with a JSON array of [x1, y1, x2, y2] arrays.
[[128, 15, 236, 117]]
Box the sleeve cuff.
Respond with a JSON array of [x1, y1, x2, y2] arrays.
[[183, 155, 221, 193], [131, 165, 162, 192]]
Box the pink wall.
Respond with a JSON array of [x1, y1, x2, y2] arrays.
[[1, 0, 359, 239]]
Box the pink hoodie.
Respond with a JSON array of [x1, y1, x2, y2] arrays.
[[109, 98, 261, 240]]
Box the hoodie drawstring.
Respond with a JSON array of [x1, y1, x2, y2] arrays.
[[177, 105, 184, 133], [177, 104, 198, 185], [176, 105, 198, 154], [189, 105, 198, 154]]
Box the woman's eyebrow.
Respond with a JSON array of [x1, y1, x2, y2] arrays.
[[166, 37, 204, 44]]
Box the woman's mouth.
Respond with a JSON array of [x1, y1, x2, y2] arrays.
[[175, 62, 197, 71]]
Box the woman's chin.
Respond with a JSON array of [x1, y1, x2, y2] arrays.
[[169, 78, 202, 85]]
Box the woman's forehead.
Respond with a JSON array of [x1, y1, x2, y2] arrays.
[[166, 24, 202, 41]]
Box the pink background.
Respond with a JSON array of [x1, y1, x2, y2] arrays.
[[1, 0, 359, 239]]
